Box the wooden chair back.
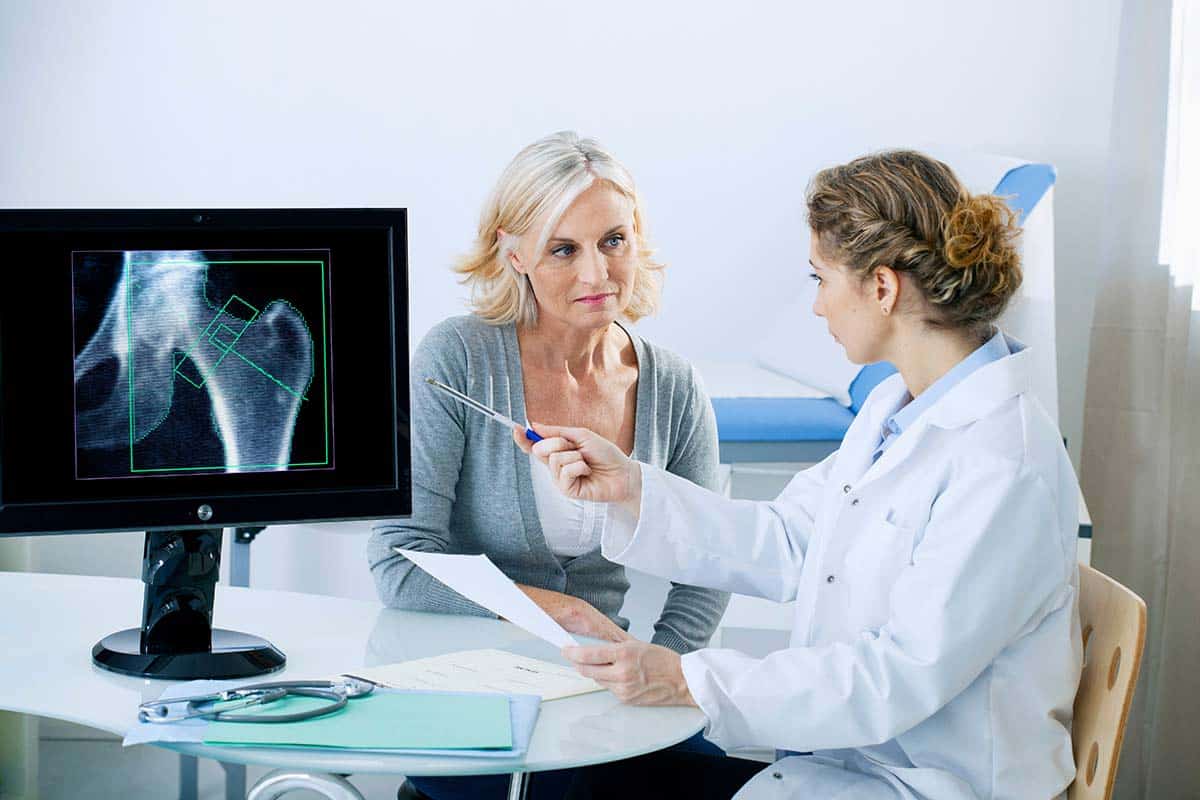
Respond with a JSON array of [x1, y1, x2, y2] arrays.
[[1068, 562, 1147, 799]]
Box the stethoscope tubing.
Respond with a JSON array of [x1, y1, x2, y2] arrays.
[[138, 677, 375, 724]]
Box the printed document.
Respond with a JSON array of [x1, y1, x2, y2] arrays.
[[352, 648, 604, 701]]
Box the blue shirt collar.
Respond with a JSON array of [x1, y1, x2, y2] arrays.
[[886, 328, 1011, 437]]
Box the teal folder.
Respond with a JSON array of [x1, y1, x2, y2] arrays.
[[203, 691, 513, 750]]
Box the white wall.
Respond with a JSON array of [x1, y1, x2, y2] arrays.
[[1, 0, 1122, 589]]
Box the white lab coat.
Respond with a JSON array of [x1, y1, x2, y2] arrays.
[[603, 337, 1081, 800]]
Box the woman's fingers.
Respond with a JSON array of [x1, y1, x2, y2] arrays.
[[528, 421, 589, 445], [512, 426, 534, 453], [530, 423, 609, 456], [548, 451, 590, 494], [557, 460, 592, 495], [530, 435, 577, 463], [520, 424, 634, 503], [576, 662, 625, 684], [546, 449, 583, 474], [571, 661, 642, 700], [564, 642, 690, 706], [571, 655, 632, 683], [563, 644, 618, 665]]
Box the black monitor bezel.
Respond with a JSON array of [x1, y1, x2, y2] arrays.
[[0, 208, 411, 535]]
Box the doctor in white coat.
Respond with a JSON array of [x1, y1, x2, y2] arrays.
[[517, 150, 1082, 800]]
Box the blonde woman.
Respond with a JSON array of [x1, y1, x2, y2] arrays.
[[369, 132, 728, 800], [523, 150, 1082, 800]]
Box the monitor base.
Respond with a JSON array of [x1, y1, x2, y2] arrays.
[[89, 529, 286, 680], [92, 627, 286, 679]]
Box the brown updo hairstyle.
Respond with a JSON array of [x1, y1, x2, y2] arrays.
[[805, 150, 1022, 340]]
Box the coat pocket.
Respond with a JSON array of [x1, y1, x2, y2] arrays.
[[842, 517, 916, 630]]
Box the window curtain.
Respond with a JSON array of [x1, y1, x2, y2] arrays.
[[1082, 0, 1200, 795]]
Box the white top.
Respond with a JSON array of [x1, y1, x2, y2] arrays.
[[529, 453, 609, 558], [603, 337, 1081, 800]]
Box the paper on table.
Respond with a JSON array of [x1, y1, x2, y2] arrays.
[[396, 549, 577, 648], [352, 648, 603, 702]]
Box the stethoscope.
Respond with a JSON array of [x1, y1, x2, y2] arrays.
[[138, 676, 377, 724]]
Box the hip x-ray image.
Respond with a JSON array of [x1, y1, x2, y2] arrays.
[[72, 249, 331, 479]]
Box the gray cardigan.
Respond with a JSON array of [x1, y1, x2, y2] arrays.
[[368, 315, 729, 654]]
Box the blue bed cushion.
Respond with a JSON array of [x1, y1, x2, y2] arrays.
[[711, 361, 897, 443], [993, 163, 1056, 225], [711, 396, 855, 442], [848, 362, 898, 414]]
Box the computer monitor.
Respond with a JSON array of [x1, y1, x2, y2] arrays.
[[0, 209, 411, 679]]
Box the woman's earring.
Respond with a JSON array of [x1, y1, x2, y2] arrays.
[[882, 305, 891, 316]]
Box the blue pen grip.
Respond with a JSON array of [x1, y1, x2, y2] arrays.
[[524, 428, 543, 443]]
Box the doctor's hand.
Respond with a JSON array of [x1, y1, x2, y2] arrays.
[[563, 641, 697, 707], [513, 423, 642, 507]]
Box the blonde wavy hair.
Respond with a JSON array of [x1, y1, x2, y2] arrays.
[[455, 131, 665, 326], [806, 150, 1023, 339]]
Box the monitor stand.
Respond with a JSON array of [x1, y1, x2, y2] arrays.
[[91, 529, 286, 679]]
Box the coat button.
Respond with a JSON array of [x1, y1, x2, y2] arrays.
[[842, 484, 852, 493], [773, 772, 783, 779], [826, 574, 836, 583], [850, 498, 860, 506]]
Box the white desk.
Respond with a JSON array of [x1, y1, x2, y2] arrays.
[[0, 571, 704, 798]]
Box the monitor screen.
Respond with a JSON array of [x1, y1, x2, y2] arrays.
[[0, 209, 411, 535]]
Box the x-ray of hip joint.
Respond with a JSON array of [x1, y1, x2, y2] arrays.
[[72, 249, 331, 480]]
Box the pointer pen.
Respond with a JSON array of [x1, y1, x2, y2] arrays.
[[424, 377, 544, 442]]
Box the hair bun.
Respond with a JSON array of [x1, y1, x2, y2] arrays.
[[941, 193, 1022, 305], [943, 194, 1018, 269]]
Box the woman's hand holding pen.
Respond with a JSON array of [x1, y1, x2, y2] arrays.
[[513, 423, 642, 511]]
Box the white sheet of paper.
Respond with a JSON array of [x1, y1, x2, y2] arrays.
[[351, 648, 603, 701], [396, 549, 578, 648]]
